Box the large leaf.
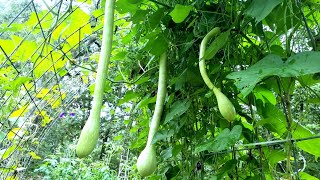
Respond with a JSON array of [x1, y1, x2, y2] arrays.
[[259, 105, 320, 156], [194, 125, 242, 153], [299, 172, 319, 180], [169, 4, 193, 23], [293, 123, 320, 157], [142, 32, 168, 56], [148, 8, 165, 30], [3, 76, 32, 92], [227, 52, 320, 96], [245, 0, 283, 23], [130, 10, 150, 23], [115, 0, 138, 14]]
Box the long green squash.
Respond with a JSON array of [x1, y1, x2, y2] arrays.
[[137, 52, 167, 177], [76, 0, 115, 158], [199, 27, 236, 122]]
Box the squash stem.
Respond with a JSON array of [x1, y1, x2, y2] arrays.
[[146, 52, 167, 147], [199, 27, 220, 90]]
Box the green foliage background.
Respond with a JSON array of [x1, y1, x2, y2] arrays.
[[0, 0, 320, 179]]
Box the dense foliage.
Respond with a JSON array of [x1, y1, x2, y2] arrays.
[[0, 0, 320, 179]]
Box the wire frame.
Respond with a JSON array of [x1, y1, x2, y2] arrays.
[[0, 0, 102, 178]]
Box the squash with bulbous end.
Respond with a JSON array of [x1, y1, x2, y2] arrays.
[[136, 145, 157, 177], [136, 52, 167, 177], [76, 0, 115, 158], [213, 87, 236, 122], [76, 114, 99, 158], [198, 27, 236, 122]]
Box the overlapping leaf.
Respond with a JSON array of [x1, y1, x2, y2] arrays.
[[227, 52, 320, 96]]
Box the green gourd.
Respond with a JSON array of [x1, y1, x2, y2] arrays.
[[136, 145, 157, 177], [199, 27, 236, 122], [76, 0, 115, 158], [136, 52, 167, 177], [213, 87, 236, 122]]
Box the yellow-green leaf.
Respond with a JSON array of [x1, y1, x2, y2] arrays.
[[35, 111, 52, 127], [169, 4, 193, 23], [2, 144, 17, 160], [29, 151, 41, 160], [7, 128, 24, 140], [36, 89, 50, 98], [6, 176, 18, 180], [9, 105, 29, 118]]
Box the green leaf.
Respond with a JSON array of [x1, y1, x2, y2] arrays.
[[10, 105, 29, 118], [142, 32, 168, 56], [0, 131, 6, 142], [0, 23, 24, 33], [29, 151, 41, 160], [227, 54, 282, 96], [151, 35, 168, 56], [113, 51, 128, 60], [148, 8, 165, 30], [92, 9, 104, 18], [115, 0, 138, 14], [245, 0, 283, 23], [118, 90, 139, 105], [299, 172, 319, 180], [152, 129, 175, 144], [2, 144, 17, 160], [127, 0, 143, 4], [253, 86, 276, 105], [259, 104, 320, 156], [161, 145, 182, 160], [194, 125, 242, 153], [267, 150, 286, 166], [257, 104, 287, 136], [3, 77, 32, 91], [164, 99, 191, 124], [293, 123, 320, 157], [26, 11, 53, 31], [169, 4, 193, 23], [227, 52, 320, 97], [161, 146, 173, 160], [306, 98, 320, 104], [137, 94, 157, 108], [172, 145, 183, 157], [204, 30, 230, 60], [299, 74, 320, 86], [113, 135, 123, 141], [76, 0, 92, 3], [270, 45, 286, 57], [130, 10, 150, 23]]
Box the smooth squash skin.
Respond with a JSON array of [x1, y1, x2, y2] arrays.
[[76, 0, 115, 158], [136, 52, 167, 177], [213, 87, 236, 122], [199, 28, 236, 122], [136, 145, 157, 177], [76, 114, 99, 158]]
